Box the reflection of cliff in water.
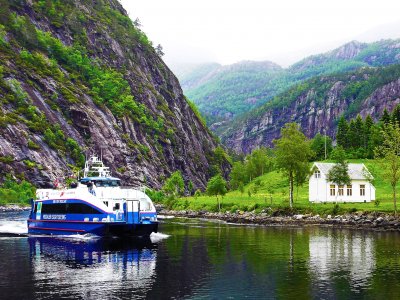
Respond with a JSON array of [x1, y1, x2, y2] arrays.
[[146, 235, 213, 299], [308, 229, 375, 290], [29, 237, 157, 299]]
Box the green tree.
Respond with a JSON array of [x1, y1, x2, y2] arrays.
[[211, 146, 231, 175], [368, 124, 384, 158], [162, 171, 184, 198], [229, 161, 247, 189], [327, 148, 351, 190], [354, 114, 365, 149], [0, 0, 10, 25], [374, 122, 400, 215], [273, 123, 314, 207], [364, 114, 374, 150], [381, 108, 391, 125], [391, 104, 400, 125], [247, 147, 274, 177], [336, 115, 349, 149], [206, 174, 227, 211], [238, 182, 244, 195], [188, 181, 194, 195], [310, 133, 332, 160], [348, 119, 358, 149]]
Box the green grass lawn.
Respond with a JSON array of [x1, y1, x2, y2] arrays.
[[168, 159, 397, 215]]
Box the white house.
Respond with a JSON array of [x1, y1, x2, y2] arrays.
[[309, 162, 376, 203]]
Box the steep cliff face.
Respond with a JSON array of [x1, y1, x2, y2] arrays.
[[222, 65, 400, 154], [0, 0, 219, 189]]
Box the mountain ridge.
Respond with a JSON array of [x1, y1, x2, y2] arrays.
[[220, 64, 400, 153], [174, 39, 400, 126]]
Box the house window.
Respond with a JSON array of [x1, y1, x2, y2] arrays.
[[330, 185, 336, 196], [315, 170, 321, 178], [338, 185, 344, 196], [347, 185, 352, 196], [360, 184, 366, 196]]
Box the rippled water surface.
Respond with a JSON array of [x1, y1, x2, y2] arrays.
[[1, 212, 400, 299]]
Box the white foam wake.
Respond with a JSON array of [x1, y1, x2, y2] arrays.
[[157, 215, 175, 219], [0, 220, 27, 235], [150, 232, 170, 243], [57, 233, 101, 241]]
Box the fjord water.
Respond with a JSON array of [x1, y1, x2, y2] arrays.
[[1, 212, 400, 299]]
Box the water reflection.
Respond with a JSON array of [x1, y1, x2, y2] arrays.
[[309, 229, 376, 293], [2, 214, 400, 299], [28, 237, 157, 299]]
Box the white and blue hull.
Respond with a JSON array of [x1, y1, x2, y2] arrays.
[[27, 198, 158, 237]]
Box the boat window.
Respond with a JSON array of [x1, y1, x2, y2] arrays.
[[139, 198, 151, 211], [103, 201, 109, 207], [113, 203, 120, 211], [94, 180, 120, 187], [41, 203, 102, 214]]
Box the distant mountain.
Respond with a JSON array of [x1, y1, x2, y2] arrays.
[[173, 62, 221, 90], [173, 39, 400, 126], [174, 60, 283, 124], [220, 64, 400, 154]]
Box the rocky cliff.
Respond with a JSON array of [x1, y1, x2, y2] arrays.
[[222, 65, 400, 154], [0, 0, 220, 189]]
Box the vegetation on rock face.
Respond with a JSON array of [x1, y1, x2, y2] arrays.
[[0, 0, 219, 194], [220, 62, 400, 152]]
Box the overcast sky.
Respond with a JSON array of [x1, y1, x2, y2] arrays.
[[120, 0, 400, 67]]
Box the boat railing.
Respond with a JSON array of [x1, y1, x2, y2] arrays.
[[120, 185, 148, 193]]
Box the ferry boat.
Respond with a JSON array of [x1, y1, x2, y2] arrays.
[[27, 155, 158, 237]]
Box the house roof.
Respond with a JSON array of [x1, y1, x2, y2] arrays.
[[313, 162, 373, 180]]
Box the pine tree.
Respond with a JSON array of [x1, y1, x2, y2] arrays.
[[364, 114, 374, 153], [391, 104, 400, 125], [381, 108, 391, 125], [336, 116, 349, 149], [311, 133, 333, 160], [348, 119, 357, 149], [355, 115, 365, 149]]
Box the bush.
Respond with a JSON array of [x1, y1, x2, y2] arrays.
[[27, 139, 40, 150], [146, 189, 165, 203], [230, 205, 239, 213], [332, 203, 340, 215], [0, 176, 35, 205]]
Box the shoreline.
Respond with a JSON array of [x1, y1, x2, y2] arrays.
[[2, 204, 399, 232], [158, 209, 400, 231], [0, 205, 30, 213]]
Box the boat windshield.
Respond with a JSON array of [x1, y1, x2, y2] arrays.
[[94, 180, 120, 187]]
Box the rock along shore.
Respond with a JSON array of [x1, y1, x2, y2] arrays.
[[0, 205, 31, 213], [158, 208, 400, 231]]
